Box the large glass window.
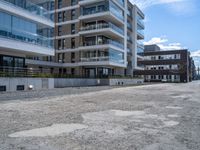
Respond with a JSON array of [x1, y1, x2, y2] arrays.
[[14, 58, 24, 67], [3, 56, 13, 67], [109, 49, 124, 64], [0, 55, 24, 68]]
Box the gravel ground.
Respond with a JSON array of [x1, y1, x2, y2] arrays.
[[0, 81, 200, 150]]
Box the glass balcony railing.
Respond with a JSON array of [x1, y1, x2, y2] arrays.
[[137, 47, 144, 54], [137, 41, 144, 49], [137, 19, 144, 27], [80, 56, 124, 64], [137, 30, 144, 37], [0, 27, 53, 48], [2, 0, 52, 20], [116, 0, 124, 6], [80, 23, 124, 35], [81, 56, 109, 62], [82, 39, 124, 49], [81, 2, 124, 22], [82, 7, 109, 16]]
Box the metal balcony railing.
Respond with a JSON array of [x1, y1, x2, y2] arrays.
[[80, 23, 124, 35]]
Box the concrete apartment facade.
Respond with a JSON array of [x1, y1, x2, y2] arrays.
[[26, 0, 145, 77], [0, 0, 55, 70], [134, 45, 192, 83]]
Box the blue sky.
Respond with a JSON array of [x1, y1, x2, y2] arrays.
[[130, 0, 200, 67]]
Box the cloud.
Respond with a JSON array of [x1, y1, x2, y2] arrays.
[[143, 37, 186, 50], [191, 50, 200, 57], [130, 0, 196, 15], [191, 50, 200, 67], [130, 0, 187, 10], [143, 37, 168, 45]]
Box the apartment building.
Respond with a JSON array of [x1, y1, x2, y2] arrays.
[[134, 45, 192, 83], [26, 0, 145, 77], [0, 0, 55, 71]]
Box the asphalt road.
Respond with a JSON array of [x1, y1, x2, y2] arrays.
[[0, 81, 200, 150]]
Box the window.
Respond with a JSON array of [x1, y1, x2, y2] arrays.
[[17, 85, 24, 91], [0, 86, 6, 92], [63, 39, 66, 49], [58, 12, 62, 22], [58, 53, 65, 63], [3, 56, 13, 67], [58, 39, 65, 50], [71, 68, 75, 75], [71, 24, 75, 34], [63, 68, 67, 74], [58, 39, 61, 49], [128, 8, 132, 17], [50, 1, 55, 10], [71, 9, 76, 20], [71, 52, 75, 63], [71, 38, 75, 48], [58, 0, 62, 9], [71, 0, 77, 6], [14, 58, 24, 67], [59, 68, 62, 74], [63, 11, 66, 21], [58, 26, 62, 36]]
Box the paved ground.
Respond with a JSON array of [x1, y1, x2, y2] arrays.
[[0, 81, 200, 150]]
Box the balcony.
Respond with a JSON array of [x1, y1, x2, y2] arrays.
[[3, 0, 51, 19], [80, 22, 124, 38], [0, 27, 54, 56], [81, 56, 109, 62], [80, 39, 124, 51], [0, 0, 54, 27], [115, 0, 124, 7], [137, 19, 145, 29], [80, 4, 124, 25], [80, 49, 125, 66], [79, 0, 105, 5], [0, 27, 53, 49], [137, 30, 144, 40], [137, 42, 144, 55]]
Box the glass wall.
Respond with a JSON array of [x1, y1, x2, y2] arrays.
[[3, 0, 54, 20], [109, 49, 124, 64], [0, 11, 54, 48]]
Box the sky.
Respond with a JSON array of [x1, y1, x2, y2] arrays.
[[130, 0, 200, 67]]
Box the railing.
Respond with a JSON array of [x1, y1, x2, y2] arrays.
[[80, 56, 124, 64], [116, 0, 124, 6], [80, 56, 109, 62], [82, 7, 109, 16], [2, 0, 52, 20], [81, 4, 124, 22], [137, 19, 144, 28], [0, 28, 54, 48], [80, 23, 124, 35], [137, 30, 144, 37], [137, 41, 144, 49], [0, 66, 140, 79], [82, 39, 124, 49]]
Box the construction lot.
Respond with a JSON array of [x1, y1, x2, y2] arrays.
[[0, 81, 200, 150]]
